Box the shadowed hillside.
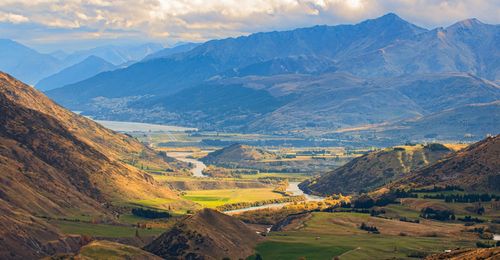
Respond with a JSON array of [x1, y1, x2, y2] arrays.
[[390, 135, 500, 192], [300, 143, 459, 195], [144, 208, 262, 259]]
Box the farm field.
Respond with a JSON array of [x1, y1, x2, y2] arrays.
[[182, 188, 285, 208], [51, 220, 166, 238], [251, 212, 477, 260]]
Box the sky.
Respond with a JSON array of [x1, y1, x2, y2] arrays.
[[0, 0, 499, 52]]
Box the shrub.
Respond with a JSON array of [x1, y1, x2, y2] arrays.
[[458, 216, 485, 223], [353, 195, 374, 208], [360, 222, 379, 234], [476, 241, 495, 248], [420, 207, 455, 221]]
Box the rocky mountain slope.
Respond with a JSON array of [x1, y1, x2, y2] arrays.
[[300, 143, 459, 195], [0, 72, 186, 259], [144, 208, 262, 259], [390, 135, 500, 192]]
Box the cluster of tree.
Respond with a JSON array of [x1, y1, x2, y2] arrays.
[[411, 185, 463, 193], [457, 215, 485, 223], [349, 189, 422, 210], [370, 208, 386, 216], [352, 195, 376, 208], [391, 189, 418, 198], [273, 180, 290, 196], [351, 193, 401, 209], [424, 143, 450, 151], [399, 217, 420, 223], [476, 241, 500, 248], [325, 207, 371, 214], [131, 208, 171, 219], [236, 197, 350, 225], [359, 222, 379, 234], [216, 195, 305, 211], [423, 193, 499, 203], [419, 207, 455, 221]]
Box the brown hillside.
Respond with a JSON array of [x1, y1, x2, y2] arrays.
[[391, 135, 500, 192], [425, 247, 500, 260], [52, 240, 162, 260], [301, 144, 455, 195], [144, 208, 263, 259], [0, 72, 187, 259], [202, 143, 276, 165]]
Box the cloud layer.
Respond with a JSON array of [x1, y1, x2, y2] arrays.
[[0, 0, 498, 51]]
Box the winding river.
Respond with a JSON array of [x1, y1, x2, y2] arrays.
[[224, 182, 325, 214], [167, 152, 324, 213], [167, 152, 208, 178]]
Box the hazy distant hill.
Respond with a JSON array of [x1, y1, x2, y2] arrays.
[[142, 42, 201, 61], [0, 72, 185, 259], [61, 43, 163, 66], [144, 208, 262, 259], [300, 143, 457, 195], [390, 135, 500, 192], [46, 14, 500, 139], [0, 39, 163, 86], [366, 101, 500, 142], [0, 39, 60, 84], [36, 56, 117, 91]]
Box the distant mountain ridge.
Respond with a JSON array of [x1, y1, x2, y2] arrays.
[[142, 42, 201, 61], [0, 39, 60, 85], [0, 39, 163, 86], [36, 55, 117, 91], [60, 43, 163, 66], [45, 13, 500, 141]]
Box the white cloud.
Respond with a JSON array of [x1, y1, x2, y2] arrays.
[[0, 0, 498, 50], [0, 11, 29, 23]]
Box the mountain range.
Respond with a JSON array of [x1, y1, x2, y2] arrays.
[[44, 13, 499, 143]]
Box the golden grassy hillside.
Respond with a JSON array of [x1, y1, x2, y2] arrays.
[[0, 72, 191, 259], [144, 208, 263, 259], [391, 135, 500, 192], [301, 143, 457, 195]]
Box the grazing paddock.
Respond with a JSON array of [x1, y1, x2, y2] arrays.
[[251, 212, 477, 260], [182, 188, 285, 208], [51, 220, 165, 238]]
